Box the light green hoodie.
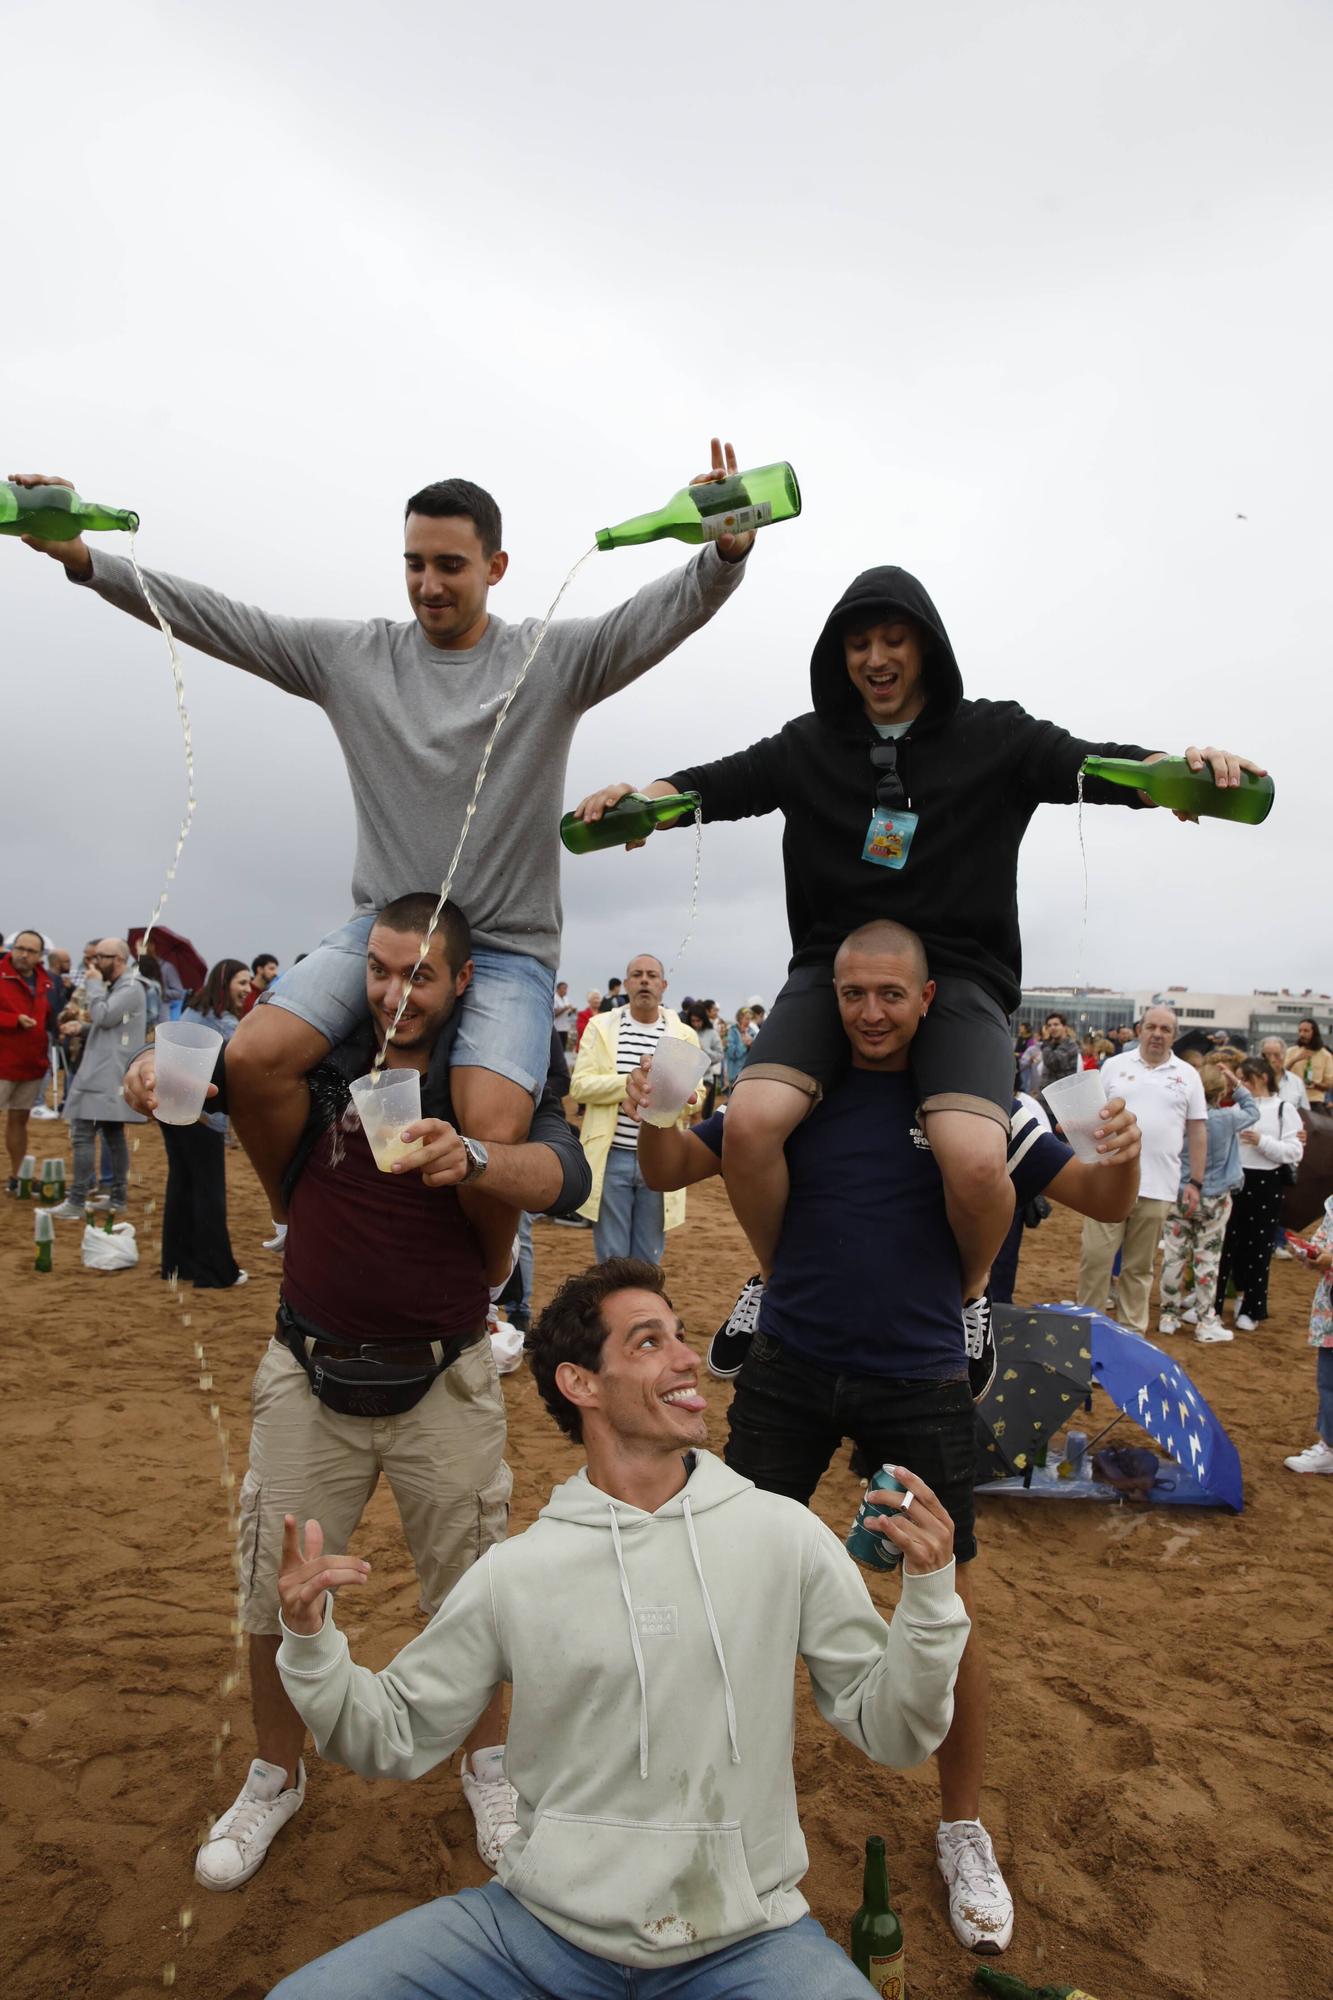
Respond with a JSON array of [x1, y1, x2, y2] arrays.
[[277, 1450, 968, 1970]]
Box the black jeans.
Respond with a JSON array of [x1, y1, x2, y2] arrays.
[[725, 1329, 978, 1561], [160, 1122, 239, 1288]]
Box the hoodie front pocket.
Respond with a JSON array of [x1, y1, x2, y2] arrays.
[[504, 1808, 768, 1953]]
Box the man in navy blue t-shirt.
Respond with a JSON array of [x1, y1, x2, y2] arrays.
[[627, 917, 1141, 1961]]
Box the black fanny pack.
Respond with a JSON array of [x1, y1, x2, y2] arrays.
[[277, 1301, 483, 1418]]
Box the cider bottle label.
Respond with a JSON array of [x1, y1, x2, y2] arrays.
[[698, 500, 772, 541], [866, 1946, 905, 1997]]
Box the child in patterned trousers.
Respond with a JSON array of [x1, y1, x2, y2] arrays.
[[1158, 1065, 1257, 1344]]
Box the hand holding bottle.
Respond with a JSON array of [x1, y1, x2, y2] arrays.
[[6, 473, 94, 578], [688, 438, 754, 562], [1144, 745, 1269, 821], [568, 778, 683, 850]]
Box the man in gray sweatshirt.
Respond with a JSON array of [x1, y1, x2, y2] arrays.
[[14, 450, 752, 1261], [270, 1258, 967, 1996]]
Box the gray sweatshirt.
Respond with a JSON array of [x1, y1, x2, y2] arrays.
[[77, 545, 747, 970]]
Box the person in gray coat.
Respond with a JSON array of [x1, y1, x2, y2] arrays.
[[52, 939, 146, 1217]]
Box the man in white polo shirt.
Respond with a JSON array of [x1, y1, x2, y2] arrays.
[[1077, 1004, 1206, 1333]]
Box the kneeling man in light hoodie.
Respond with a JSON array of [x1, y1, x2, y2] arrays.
[[271, 1257, 969, 1999]]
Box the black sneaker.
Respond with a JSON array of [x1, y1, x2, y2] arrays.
[[963, 1291, 997, 1401], [4, 1177, 17, 1197], [707, 1275, 765, 1379]]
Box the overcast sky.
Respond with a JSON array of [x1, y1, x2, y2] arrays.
[[4, 0, 1329, 1012]]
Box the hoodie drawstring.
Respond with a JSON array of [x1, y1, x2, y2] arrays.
[[681, 1495, 741, 1767], [607, 1505, 650, 1780]]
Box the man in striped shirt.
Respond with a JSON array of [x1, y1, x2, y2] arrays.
[[569, 953, 699, 1264]]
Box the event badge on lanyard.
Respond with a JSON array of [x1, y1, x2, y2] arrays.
[[864, 738, 918, 868], [862, 805, 919, 870]]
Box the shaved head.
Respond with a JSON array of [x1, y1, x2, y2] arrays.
[[834, 920, 928, 984]]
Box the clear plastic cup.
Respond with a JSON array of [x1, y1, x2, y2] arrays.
[[349, 1069, 424, 1173], [152, 1020, 225, 1125], [1042, 1069, 1110, 1164], [640, 1037, 711, 1129]]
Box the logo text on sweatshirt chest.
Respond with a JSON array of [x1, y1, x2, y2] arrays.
[[635, 1605, 678, 1638]]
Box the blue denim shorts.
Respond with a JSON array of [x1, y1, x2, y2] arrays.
[[265, 912, 555, 1098]]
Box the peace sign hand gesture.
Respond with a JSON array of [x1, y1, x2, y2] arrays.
[[688, 438, 754, 563], [278, 1514, 371, 1636]]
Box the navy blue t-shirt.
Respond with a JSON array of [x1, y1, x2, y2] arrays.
[[693, 1080, 1071, 1380]]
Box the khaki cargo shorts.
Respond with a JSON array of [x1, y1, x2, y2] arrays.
[[238, 1336, 511, 1636]]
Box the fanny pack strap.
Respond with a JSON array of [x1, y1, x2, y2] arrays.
[[278, 1299, 449, 1371]]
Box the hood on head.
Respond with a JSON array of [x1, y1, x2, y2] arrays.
[[810, 565, 962, 731]]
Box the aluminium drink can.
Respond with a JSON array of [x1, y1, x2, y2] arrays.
[[846, 1467, 906, 1572]]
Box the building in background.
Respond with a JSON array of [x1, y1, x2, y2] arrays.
[[1015, 987, 1331, 1048]]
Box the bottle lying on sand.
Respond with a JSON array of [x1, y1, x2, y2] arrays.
[[560, 790, 701, 855], [1080, 753, 1274, 824], [596, 461, 800, 550], [0, 479, 139, 540], [974, 1969, 1103, 1999]]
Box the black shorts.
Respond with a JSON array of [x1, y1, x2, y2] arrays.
[[725, 1329, 978, 1562], [739, 962, 1012, 1127]]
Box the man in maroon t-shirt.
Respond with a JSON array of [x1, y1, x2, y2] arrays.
[[125, 892, 587, 1897]]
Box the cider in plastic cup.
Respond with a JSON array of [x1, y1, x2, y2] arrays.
[[1041, 1069, 1110, 1164], [153, 1020, 225, 1125], [640, 1037, 710, 1129], [349, 1070, 425, 1173]]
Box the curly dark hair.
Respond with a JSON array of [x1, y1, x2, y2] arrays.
[[528, 1259, 669, 1444]]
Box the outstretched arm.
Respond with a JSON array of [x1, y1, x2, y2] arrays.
[[11, 471, 332, 699], [549, 439, 752, 713]]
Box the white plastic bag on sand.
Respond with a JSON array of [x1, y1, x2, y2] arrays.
[[488, 1305, 525, 1376], [81, 1221, 139, 1272]]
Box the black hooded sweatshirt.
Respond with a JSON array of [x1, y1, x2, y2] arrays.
[[668, 566, 1151, 1017]]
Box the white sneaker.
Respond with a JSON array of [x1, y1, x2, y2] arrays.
[[1158, 1317, 1181, 1337], [1235, 1314, 1259, 1332], [1284, 1441, 1333, 1475], [1274, 1244, 1293, 1261], [460, 1746, 519, 1870], [936, 1818, 1014, 1954], [195, 1758, 305, 1890], [263, 1222, 288, 1252], [1195, 1319, 1233, 1344], [49, 1200, 85, 1221], [1182, 1306, 1200, 1326]]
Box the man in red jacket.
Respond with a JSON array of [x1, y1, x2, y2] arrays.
[[1, 930, 52, 1192]]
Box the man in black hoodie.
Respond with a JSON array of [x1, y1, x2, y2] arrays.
[[574, 566, 1260, 1330]]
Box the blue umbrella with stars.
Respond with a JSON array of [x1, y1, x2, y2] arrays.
[[1088, 1311, 1243, 1512]]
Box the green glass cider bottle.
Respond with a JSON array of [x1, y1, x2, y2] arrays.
[[17, 1153, 35, 1199], [850, 1835, 905, 1998], [0, 480, 139, 540], [34, 1209, 54, 1273], [595, 461, 800, 550], [1079, 754, 1274, 825], [560, 790, 701, 855], [974, 1969, 1103, 1999]]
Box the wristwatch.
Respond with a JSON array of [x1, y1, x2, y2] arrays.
[[1188, 1178, 1203, 1191], [460, 1136, 490, 1185]]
